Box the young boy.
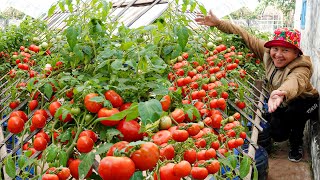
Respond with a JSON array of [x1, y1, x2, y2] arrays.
[[195, 10, 319, 162]]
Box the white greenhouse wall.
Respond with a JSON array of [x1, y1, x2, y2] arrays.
[[295, 0, 320, 90], [295, 1, 320, 179]]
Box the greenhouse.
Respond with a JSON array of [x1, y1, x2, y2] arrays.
[[0, 0, 319, 180]]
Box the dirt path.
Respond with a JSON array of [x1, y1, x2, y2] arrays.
[[267, 140, 313, 180]]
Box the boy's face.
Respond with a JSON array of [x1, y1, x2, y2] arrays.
[[270, 46, 299, 68]]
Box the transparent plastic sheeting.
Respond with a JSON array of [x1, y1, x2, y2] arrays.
[[0, 0, 259, 19], [0, 0, 59, 18], [196, 0, 259, 18]]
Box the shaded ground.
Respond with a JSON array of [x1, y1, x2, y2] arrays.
[[267, 140, 313, 180]]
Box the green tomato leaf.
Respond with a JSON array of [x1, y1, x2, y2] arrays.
[[125, 103, 139, 121], [176, 26, 189, 51], [239, 155, 251, 178], [130, 171, 144, 180], [120, 42, 134, 51], [229, 154, 238, 169], [58, 129, 72, 143], [106, 128, 122, 142], [45, 144, 58, 163], [4, 155, 16, 178], [198, 4, 207, 15], [59, 1, 65, 11], [95, 143, 113, 155], [111, 59, 126, 70], [79, 152, 95, 179], [137, 57, 148, 73], [59, 151, 68, 167], [65, 26, 79, 50], [44, 83, 53, 99], [171, 45, 182, 59], [89, 96, 105, 103], [138, 99, 162, 126], [18, 155, 27, 169], [48, 4, 56, 17], [253, 163, 258, 180], [74, 44, 84, 61], [163, 45, 174, 56], [128, 140, 145, 146]]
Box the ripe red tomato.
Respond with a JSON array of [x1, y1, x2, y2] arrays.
[[152, 130, 171, 145], [79, 130, 98, 142], [31, 114, 47, 128], [183, 149, 197, 164], [7, 116, 25, 134], [227, 139, 236, 149], [36, 131, 50, 142], [33, 137, 48, 151], [117, 120, 143, 142], [10, 111, 28, 122], [236, 101, 246, 109], [98, 156, 135, 180], [49, 101, 61, 117], [9, 101, 20, 109], [172, 130, 189, 142], [240, 131, 247, 139], [196, 150, 207, 161], [158, 163, 180, 180], [131, 142, 160, 171], [211, 141, 220, 150], [98, 108, 120, 126], [119, 102, 132, 111], [42, 174, 59, 180], [173, 160, 192, 177], [107, 141, 130, 156], [211, 114, 223, 129], [206, 159, 220, 174], [171, 108, 185, 123], [182, 52, 189, 59], [159, 143, 175, 161], [77, 136, 94, 153], [191, 167, 209, 179], [66, 88, 74, 98], [69, 159, 92, 179], [205, 148, 217, 159], [104, 90, 123, 108], [235, 138, 244, 147], [160, 95, 171, 111], [29, 100, 38, 111], [187, 124, 200, 136], [57, 167, 70, 180], [59, 113, 73, 123], [84, 93, 103, 113]]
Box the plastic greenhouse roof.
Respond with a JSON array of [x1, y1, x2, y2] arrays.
[[1, 0, 258, 19]]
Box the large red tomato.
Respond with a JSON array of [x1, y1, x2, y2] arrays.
[[49, 101, 61, 117], [7, 116, 25, 134], [84, 93, 103, 113], [104, 90, 123, 108], [116, 120, 143, 142], [107, 141, 130, 156], [69, 159, 92, 179], [76, 136, 94, 153], [131, 142, 160, 171], [10, 111, 28, 122], [152, 130, 171, 145], [160, 95, 171, 111], [98, 156, 135, 180], [98, 108, 120, 126]]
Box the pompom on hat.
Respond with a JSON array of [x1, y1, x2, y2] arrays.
[[264, 27, 303, 54]]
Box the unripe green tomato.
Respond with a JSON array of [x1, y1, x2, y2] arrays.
[[207, 42, 215, 49], [33, 37, 40, 42], [24, 48, 29, 53], [177, 56, 183, 62], [41, 42, 49, 49], [159, 116, 172, 130], [85, 114, 94, 122], [228, 116, 235, 123], [198, 121, 204, 129], [56, 35, 62, 41], [71, 107, 81, 115]]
